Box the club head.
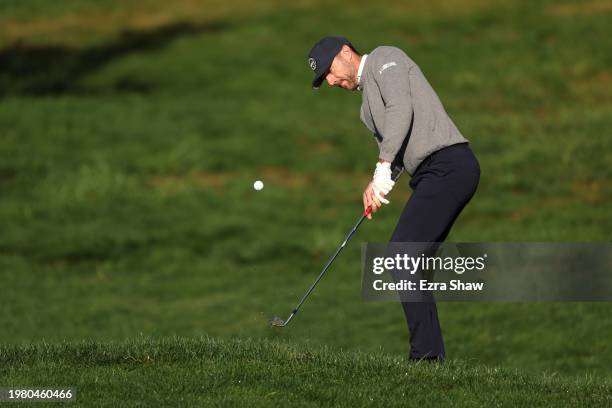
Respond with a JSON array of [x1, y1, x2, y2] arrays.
[[269, 316, 287, 328]]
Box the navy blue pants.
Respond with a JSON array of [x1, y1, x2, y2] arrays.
[[390, 142, 480, 360]]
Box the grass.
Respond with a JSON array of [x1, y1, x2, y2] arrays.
[[1, 336, 611, 407], [0, 0, 611, 404]]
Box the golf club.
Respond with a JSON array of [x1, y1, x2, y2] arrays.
[[270, 168, 403, 328]]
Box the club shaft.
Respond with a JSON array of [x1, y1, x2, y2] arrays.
[[278, 168, 403, 326], [290, 213, 367, 316]]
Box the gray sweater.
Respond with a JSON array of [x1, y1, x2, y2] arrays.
[[359, 46, 468, 175]]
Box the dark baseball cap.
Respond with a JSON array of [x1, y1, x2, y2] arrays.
[[307, 36, 354, 89]]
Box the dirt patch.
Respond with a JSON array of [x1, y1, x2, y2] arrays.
[[0, 0, 282, 46], [258, 167, 312, 188], [508, 208, 533, 221], [571, 180, 605, 204], [570, 70, 612, 103], [547, 0, 612, 16], [312, 142, 336, 153]]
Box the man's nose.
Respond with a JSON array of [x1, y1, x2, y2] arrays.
[[326, 73, 336, 86]]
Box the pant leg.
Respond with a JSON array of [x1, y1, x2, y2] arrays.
[[391, 143, 480, 360]]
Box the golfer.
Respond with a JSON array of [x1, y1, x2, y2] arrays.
[[307, 36, 480, 361]]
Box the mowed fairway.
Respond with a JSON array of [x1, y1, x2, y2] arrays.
[[0, 0, 611, 404]]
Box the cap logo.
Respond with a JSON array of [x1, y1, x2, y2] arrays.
[[308, 58, 317, 71]]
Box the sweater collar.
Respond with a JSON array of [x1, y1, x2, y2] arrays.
[[356, 54, 368, 91]]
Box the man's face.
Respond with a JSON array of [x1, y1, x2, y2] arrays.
[[325, 48, 358, 90]]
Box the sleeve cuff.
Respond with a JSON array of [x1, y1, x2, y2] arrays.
[[378, 152, 396, 163]]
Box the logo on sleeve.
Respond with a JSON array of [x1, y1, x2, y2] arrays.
[[308, 58, 317, 71], [379, 61, 397, 74]]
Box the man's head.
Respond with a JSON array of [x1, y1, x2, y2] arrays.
[[308, 36, 361, 91]]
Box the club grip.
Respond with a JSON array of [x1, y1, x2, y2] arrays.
[[364, 206, 373, 216]]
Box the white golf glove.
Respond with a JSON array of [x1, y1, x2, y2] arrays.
[[372, 161, 395, 204]]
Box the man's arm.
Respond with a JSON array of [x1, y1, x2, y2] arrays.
[[373, 55, 414, 163]]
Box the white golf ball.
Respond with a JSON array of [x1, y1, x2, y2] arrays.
[[253, 180, 264, 191]]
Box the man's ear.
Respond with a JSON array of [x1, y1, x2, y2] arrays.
[[341, 44, 353, 60]]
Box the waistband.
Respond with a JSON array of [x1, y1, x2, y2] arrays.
[[413, 142, 470, 174]]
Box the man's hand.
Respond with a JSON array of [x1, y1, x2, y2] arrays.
[[363, 181, 384, 220], [363, 161, 395, 220]]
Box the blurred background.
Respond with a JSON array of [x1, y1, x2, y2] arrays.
[[0, 0, 610, 380]]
